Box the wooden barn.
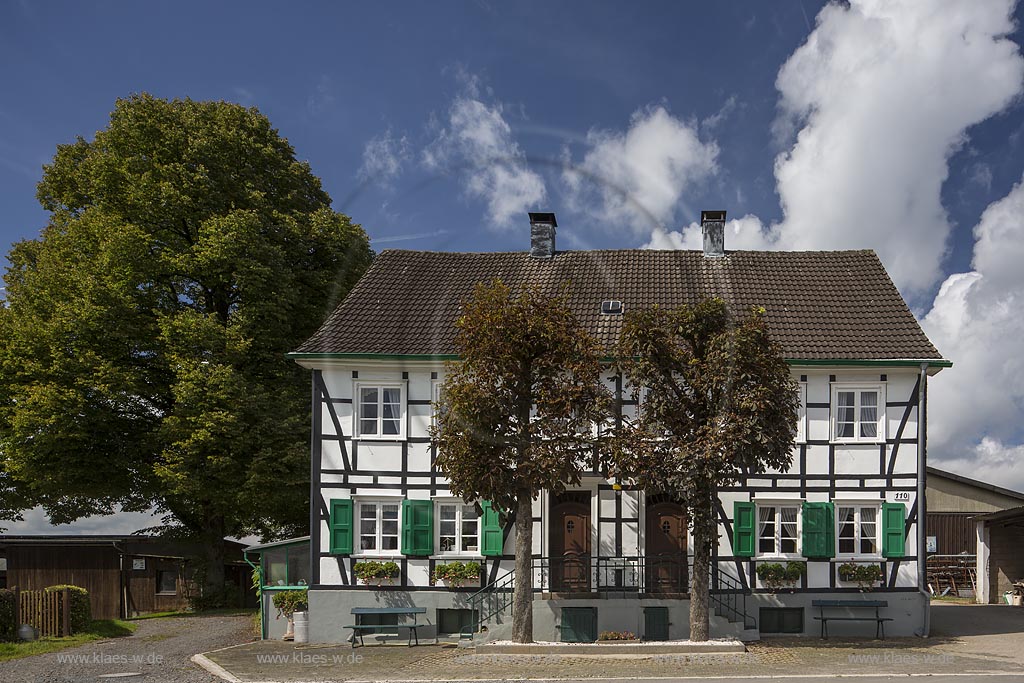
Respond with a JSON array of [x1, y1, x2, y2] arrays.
[[0, 535, 255, 619]]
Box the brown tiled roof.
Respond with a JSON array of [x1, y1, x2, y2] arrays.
[[295, 249, 944, 361]]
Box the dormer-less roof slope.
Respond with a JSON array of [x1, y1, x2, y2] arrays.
[[294, 249, 946, 364]]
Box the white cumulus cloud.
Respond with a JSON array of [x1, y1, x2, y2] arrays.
[[922, 174, 1024, 491], [562, 106, 719, 234], [423, 76, 546, 228], [358, 129, 412, 186]]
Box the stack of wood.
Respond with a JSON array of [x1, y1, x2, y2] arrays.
[[926, 555, 977, 597]]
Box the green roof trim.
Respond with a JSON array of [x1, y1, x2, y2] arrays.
[[288, 352, 950, 368]]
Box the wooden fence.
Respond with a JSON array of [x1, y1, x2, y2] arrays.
[[14, 588, 71, 637]]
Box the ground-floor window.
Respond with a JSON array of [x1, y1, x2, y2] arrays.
[[156, 569, 178, 595], [757, 504, 799, 555], [437, 502, 479, 553], [436, 608, 478, 635], [760, 607, 803, 634], [837, 504, 880, 556], [358, 500, 400, 552]]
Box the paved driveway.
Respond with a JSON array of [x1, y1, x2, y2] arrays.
[[1, 612, 253, 683]]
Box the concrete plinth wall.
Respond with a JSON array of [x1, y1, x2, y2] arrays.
[[531, 598, 691, 642], [750, 591, 928, 637], [308, 588, 480, 643]]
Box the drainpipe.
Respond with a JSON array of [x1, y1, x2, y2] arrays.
[[915, 363, 930, 638]]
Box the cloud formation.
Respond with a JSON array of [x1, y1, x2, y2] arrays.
[[922, 174, 1024, 490], [562, 106, 719, 234], [646, 0, 1024, 297], [358, 129, 411, 186], [423, 76, 546, 227]]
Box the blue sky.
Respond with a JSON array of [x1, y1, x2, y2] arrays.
[[3, 1, 1024, 532]]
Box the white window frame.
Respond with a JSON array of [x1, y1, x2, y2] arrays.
[[830, 384, 885, 443], [796, 382, 807, 443], [353, 498, 402, 557], [431, 380, 443, 428], [835, 502, 882, 559], [354, 382, 407, 440], [434, 499, 481, 557], [754, 502, 802, 559]]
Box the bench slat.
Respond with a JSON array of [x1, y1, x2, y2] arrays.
[[351, 607, 427, 614], [812, 600, 887, 607]]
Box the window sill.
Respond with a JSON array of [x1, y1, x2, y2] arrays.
[[831, 440, 886, 446], [755, 555, 804, 561], [353, 436, 406, 442], [352, 553, 402, 559], [155, 592, 177, 597], [434, 554, 483, 560], [836, 556, 883, 562]]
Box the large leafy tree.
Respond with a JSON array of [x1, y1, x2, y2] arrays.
[[611, 298, 798, 641], [432, 280, 610, 643], [0, 94, 373, 596]]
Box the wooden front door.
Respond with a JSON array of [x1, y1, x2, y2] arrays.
[[645, 502, 688, 593], [551, 501, 591, 592]]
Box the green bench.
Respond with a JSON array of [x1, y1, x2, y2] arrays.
[[811, 599, 892, 640], [344, 607, 427, 648]]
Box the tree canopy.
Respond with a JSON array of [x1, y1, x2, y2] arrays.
[[611, 298, 799, 640], [0, 94, 372, 594], [432, 279, 610, 642]]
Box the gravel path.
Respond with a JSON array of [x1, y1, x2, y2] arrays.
[[0, 613, 253, 683]]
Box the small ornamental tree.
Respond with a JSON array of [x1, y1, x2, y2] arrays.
[[432, 280, 610, 643], [610, 298, 798, 641]]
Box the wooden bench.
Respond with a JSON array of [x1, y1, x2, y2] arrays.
[[811, 599, 892, 640], [344, 607, 427, 648]]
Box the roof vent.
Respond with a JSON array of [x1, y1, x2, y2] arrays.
[[701, 210, 726, 258], [528, 212, 557, 258], [601, 300, 623, 315]]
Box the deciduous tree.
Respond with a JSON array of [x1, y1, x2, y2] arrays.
[[0, 94, 373, 598], [611, 299, 798, 640], [432, 280, 610, 643]]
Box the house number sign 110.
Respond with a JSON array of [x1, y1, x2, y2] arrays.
[[893, 492, 910, 501]]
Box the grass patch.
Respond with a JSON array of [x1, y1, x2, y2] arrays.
[[130, 607, 255, 621], [932, 595, 976, 605], [0, 619, 136, 662]]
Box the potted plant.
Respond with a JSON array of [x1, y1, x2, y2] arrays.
[[271, 589, 308, 641], [353, 560, 400, 587], [431, 560, 482, 588], [756, 561, 806, 592], [837, 562, 883, 591]]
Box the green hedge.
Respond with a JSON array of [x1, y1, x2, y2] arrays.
[[45, 585, 92, 634], [0, 589, 15, 641]]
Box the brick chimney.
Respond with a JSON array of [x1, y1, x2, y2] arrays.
[[701, 210, 726, 257], [528, 212, 557, 258]]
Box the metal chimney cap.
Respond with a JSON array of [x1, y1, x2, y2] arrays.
[[700, 210, 726, 223], [528, 212, 557, 227]]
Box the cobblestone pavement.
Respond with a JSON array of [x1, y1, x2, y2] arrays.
[[0, 613, 253, 683]]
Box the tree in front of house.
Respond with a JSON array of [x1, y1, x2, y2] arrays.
[[610, 298, 799, 641], [432, 279, 610, 643], [0, 94, 373, 600]]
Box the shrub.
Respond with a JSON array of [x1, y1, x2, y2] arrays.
[[0, 589, 15, 642], [837, 562, 883, 590], [352, 561, 400, 587], [598, 630, 637, 641], [271, 589, 308, 619], [756, 561, 806, 592], [45, 585, 91, 634], [431, 561, 481, 588]]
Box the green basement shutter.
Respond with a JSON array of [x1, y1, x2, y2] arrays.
[[480, 501, 504, 557], [401, 500, 433, 556], [801, 502, 835, 558], [881, 502, 906, 558], [328, 499, 353, 555], [733, 501, 755, 557]]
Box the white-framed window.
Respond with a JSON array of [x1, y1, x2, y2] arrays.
[[436, 501, 480, 555], [831, 385, 885, 442], [357, 499, 401, 554], [355, 383, 406, 439], [836, 504, 881, 557], [431, 380, 444, 427], [756, 504, 800, 557]]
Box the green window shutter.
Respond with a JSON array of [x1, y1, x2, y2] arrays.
[[801, 502, 836, 558], [882, 502, 906, 558], [328, 499, 353, 555], [733, 501, 755, 557], [401, 500, 433, 556], [480, 501, 504, 557]]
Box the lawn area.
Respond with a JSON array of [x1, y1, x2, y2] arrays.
[[0, 619, 136, 662], [130, 607, 256, 620]]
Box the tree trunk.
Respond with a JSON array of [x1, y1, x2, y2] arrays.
[[689, 488, 713, 641], [200, 513, 227, 608], [511, 489, 534, 643]]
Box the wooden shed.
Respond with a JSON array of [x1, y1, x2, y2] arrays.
[[0, 535, 254, 619]]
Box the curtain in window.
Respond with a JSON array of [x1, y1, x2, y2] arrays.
[[780, 507, 798, 554], [382, 388, 402, 435], [859, 506, 878, 554], [860, 391, 878, 438], [837, 506, 856, 554], [758, 506, 776, 554], [359, 387, 379, 435], [836, 391, 855, 438]]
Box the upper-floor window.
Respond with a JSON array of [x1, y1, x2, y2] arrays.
[[837, 504, 880, 556], [831, 385, 885, 443], [437, 501, 480, 554], [357, 500, 401, 554], [355, 383, 405, 439], [796, 382, 806, 443], [757, 504, 800, 556]]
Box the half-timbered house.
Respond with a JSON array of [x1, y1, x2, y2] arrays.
[[290, 211, 949, 642]]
